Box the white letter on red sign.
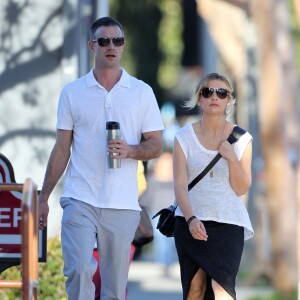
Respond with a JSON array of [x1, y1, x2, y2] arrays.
[[0, 208, 10, 227], [14, 208, 22, 227]]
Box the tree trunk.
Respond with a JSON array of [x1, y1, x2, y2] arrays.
[[196, 0, 270, 283], [294, 0, 300, 25], [196, 0, 299, 293], [251, 0, 297, 295]]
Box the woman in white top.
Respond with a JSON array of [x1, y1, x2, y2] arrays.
[[173, 73, 253, 300]]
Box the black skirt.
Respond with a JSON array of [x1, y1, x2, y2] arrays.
[[174, 217, 244, 300]]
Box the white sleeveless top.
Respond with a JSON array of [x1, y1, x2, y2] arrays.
[[175, 123, 254, 240]]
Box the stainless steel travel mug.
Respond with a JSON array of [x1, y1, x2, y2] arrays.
[[106, 121, 121, 169]]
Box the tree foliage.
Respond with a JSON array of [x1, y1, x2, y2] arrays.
[[109, 0, 183, 107]]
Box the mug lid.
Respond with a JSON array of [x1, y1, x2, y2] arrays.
[[106, 121, 120, 130]]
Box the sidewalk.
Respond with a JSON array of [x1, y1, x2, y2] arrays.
[[127, 261, 273, 300]]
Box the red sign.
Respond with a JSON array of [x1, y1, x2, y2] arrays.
[[0, 193, 23, 256], [0, 153, 46, 262], [0, 155, 23, 259]]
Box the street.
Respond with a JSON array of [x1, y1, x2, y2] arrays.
[[127, 260, 273, 300]]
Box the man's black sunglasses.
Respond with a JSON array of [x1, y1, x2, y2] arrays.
[[200, 87, 229, 99], [91, 37, 125, 47]]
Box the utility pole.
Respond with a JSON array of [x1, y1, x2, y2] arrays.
[[97, 0, 109, 17]]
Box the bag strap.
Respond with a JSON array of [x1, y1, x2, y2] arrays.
[[187, 125, 246, 191], [172, 125, 246, 209]]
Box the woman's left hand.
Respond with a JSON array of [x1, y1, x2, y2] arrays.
[[189, 219, 208, 241], [218, 141, 237, 162]]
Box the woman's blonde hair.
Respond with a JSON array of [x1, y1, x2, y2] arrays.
[[184, 73, 236, 115]]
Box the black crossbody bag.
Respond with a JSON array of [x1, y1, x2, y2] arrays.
[[152, 125, 246, 237]]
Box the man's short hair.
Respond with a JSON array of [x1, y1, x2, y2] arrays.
[[89, 16, 124, 40]]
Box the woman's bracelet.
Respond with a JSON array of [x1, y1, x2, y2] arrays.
[[186, 216, 197, 226]]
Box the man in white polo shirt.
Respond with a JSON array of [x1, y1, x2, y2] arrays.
[[38, 16, 164, 300]]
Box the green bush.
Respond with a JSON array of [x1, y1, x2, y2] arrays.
[[0, 236, 67, 300], [249, 290, 297, 300]]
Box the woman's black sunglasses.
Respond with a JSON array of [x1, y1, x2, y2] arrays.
[[200, 87, 229, 99], [91, 37, 125, 47]]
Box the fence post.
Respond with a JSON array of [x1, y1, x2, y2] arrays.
[[22, 178, 38, 300]]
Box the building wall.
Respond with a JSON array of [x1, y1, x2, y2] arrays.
[[0, 0, 95, 236]]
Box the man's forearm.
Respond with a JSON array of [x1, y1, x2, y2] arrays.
[[40, 148, 70, 200], [129, 135, 162, 161]]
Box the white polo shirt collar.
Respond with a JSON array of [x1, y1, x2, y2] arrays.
[[85, 68, 131, 89]]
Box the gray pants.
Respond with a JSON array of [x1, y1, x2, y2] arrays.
[[60, 197, 140, 300]]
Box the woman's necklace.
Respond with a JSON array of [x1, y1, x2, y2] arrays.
[[209, 161, 214, 178], [207, 151, 215, 178], [199, 121, 227, 178]]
